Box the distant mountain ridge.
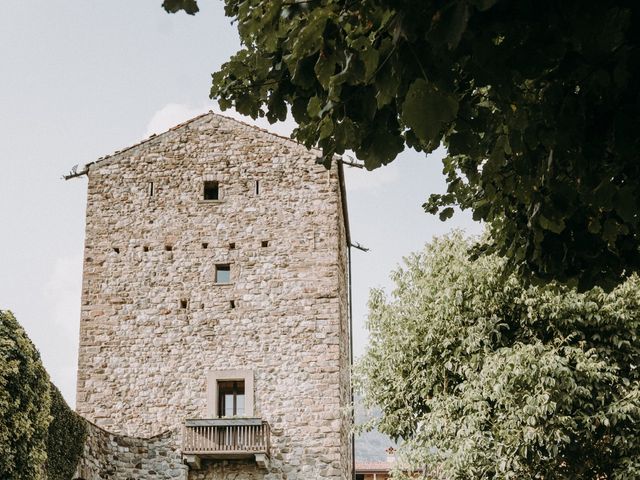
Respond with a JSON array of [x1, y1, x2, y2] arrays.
[[354, 395, 397, 462]]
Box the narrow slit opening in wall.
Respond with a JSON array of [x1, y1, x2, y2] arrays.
[[230, 300, 236, 309], [165, 245, 173, 251], [180, 299, 188, 309], [202, 242, 209, 249], [204, 181, 219, 200], [261, 240, 269, 248], [228, 242, 235, 250], [148, 181, 154, 197], [112, 247, 120, 254], [255, 180, 259, 195]]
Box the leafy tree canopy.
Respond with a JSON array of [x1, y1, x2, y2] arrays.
[[356, 233, 640, 479], [0, 310, 87, 480], [164, 0, 640, 290], [0, 310, 51, 480]]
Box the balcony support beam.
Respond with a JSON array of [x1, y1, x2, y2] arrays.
[[255, 453, 269, 469], [183, 454, 201, 470]]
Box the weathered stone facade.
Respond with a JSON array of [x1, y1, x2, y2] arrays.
[[75, 113, 352, 479], [75, 422, 186, 480]]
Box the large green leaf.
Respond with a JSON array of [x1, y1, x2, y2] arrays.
[[291, 10, 328, 58], [162, 0, 199, 15], [307, 96, 322, 118], [401, 79, 458, 145]]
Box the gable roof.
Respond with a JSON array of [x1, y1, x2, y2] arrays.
[[62, 110, 351, 244], [64, 111, 318, 177]]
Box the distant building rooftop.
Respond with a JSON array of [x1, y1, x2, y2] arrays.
[[355, 461, 393, 473]]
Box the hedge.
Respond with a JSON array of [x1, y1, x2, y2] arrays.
[[1, 310, 88, 479], [0, 310, 51, 480], [45, 384, 87, 480]]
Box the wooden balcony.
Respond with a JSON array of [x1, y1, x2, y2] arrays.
[[182, 418, 270, 469]]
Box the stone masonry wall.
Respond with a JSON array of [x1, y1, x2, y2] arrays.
[[76, 113, 351, 479], [74, 421, 186, 480]]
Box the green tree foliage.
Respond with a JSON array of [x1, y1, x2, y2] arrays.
[[357, 233, 640, 479], [164, 0, 640, 290], [0, 310, 51, 480], [46, 385, 87, 480], [0, 310, 87, 479]]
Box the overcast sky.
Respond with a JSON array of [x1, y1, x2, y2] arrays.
[[0, 1, 481, 407]]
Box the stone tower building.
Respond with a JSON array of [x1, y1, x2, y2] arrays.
[[74, 112, 352, 479]]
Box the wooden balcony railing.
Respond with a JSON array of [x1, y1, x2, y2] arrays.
[[182, 418, 270, 468]]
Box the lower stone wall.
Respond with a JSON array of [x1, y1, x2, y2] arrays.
[[74, 419, 342, 480], [187, 455, 328, 480], [74, 421, 187, 480], [188, 463, 270, 480]]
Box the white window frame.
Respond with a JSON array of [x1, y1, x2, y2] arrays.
[[206, 369, 254, 418]]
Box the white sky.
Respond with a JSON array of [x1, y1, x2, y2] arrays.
[[0, 1, 481, 407]]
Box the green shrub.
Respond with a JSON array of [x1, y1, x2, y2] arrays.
[[0, 310, 51, 480], [45, 384, 87, 480]]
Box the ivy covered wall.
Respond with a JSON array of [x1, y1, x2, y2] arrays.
[[46, 385, 87, 480]]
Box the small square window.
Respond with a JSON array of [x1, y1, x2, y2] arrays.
[[202, 242, 209, 249], [143, 246, 149, 252], [230, 300, 236, 309], [165, 245, 173, 252], [215, 264, 231, 284], [229, 242, 236, 250], [204, 181, 219, 200], [261, 240, 269, 248], [180, 299, 188, 309]]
